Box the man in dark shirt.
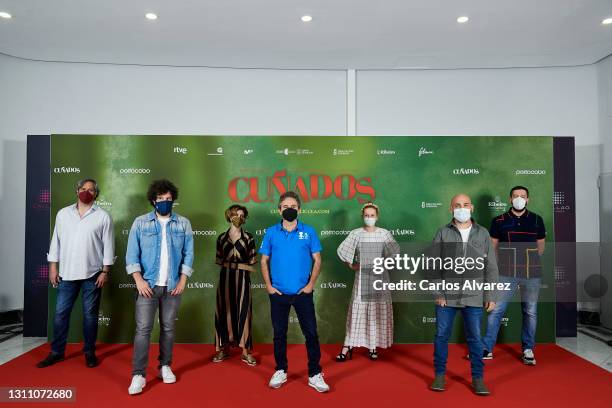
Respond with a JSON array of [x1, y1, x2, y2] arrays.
[[481, 186, 545, 365]]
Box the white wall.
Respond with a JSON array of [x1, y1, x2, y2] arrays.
[[0, 54, 347, 311], [597, 55, 612, 322], [599, 55, 612, 174], [0, 53, 604, 311], [357, 67, 600, 243]]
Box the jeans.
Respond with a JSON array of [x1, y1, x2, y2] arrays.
[[269, 292, 322, 377], [433, 305, 484, 379], [482, 276, 540, 352], [132, 286, 182, 376], [51, 273, 101, 356]]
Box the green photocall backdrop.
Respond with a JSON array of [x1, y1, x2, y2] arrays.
[[49, 135, 555, 344]]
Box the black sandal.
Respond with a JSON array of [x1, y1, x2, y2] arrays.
[[369, 349, 378, 360], [335, 346, 353, 362]]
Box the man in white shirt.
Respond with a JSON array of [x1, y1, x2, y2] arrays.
[[37, 179, 115, 369]]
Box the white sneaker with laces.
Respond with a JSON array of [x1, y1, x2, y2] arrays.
[[523, 349, 536, 365], [159, 365, 176, 383], [269, 370, 287, 389], [308, 372, 330, 393], [128, 375, 146, 395]]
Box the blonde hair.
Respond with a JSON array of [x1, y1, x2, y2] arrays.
[[361, 202, 379, 216]]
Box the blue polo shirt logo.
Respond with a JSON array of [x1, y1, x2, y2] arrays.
[[259, 220, 322, 295]]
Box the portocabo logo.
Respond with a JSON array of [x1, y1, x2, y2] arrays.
[[515, 169, 546, 175], [119, 168, 151, 174], [228, 169, 375, 204]]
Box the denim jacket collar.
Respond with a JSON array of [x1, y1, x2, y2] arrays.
[[146, 209, 178, 222]]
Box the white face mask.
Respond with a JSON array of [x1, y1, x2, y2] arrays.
[[512, 197, 527, 211], [453, 208, 471, 223], [364, 217, 377, 227]]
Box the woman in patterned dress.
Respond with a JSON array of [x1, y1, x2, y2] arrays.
[[212, 204, 257, 366], [336, 202, 399, 361]]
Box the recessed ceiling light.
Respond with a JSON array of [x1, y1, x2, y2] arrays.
[[0, 11, 12, 19], [301, 15, 313, 23], [145, 13, 158, 21], [457, 16, 469, 23], [603, 17, 612, 25]]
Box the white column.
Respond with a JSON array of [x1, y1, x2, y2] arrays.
[[346, 69, 356, 136]]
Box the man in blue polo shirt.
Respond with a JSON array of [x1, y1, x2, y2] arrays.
[[480, 185, 546, 366], [259, 191, 329, 393]]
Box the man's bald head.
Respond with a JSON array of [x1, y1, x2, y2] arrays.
[[449, 193, 474, 213]]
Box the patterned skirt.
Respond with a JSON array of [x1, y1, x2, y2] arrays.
[[343, 301, 394, 349], [214, 266, 253, 351]]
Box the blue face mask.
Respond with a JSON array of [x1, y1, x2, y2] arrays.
[[155, 200, 173, 216]]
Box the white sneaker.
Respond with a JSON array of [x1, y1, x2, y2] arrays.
[[268, 370, 287, 389], [159, 365, 176, 383], [128, 375, 146, 395], [523, 349, 536, 366], [308, 372, 330, 393]]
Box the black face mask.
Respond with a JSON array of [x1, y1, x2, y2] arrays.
[[281, 208, 298, 222]]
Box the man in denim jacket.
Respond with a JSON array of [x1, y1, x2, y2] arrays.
[[126, 179, 194, 395]]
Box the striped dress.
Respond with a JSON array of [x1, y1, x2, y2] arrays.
[[214, 229, 257, 352], [337, 227, 399, 349]]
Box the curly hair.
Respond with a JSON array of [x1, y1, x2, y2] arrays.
[[147, 179, 179, 203], [225, 204, 249, 222]]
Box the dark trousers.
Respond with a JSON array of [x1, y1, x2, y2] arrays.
[[433, 305, 484, 379], [269, 292, 322, 377], [51, 273, 102, 356]]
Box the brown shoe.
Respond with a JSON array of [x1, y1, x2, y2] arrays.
[[241, 353, 257, 366], [212, 350, 229, 363]]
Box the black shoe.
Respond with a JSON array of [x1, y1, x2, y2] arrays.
[[368, 349, 378, 360], [85, 352, 98, 368], [335, 346, 353, 362], [36, 352, 64, 368], [466, 350, 493, 360]]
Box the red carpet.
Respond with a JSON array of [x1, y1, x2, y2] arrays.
[[0, 343, 610, 407]]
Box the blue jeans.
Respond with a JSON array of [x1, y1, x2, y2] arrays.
[[269, 292, 321, 377], [434, 305, 484, 379], [51, 273, 101, 356], [482, 276, 540, 352]]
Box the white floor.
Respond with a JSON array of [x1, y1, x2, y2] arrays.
[[0, 334, 46, 365], [556, 333, 612, 372], [0, 333, 610, 371]]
